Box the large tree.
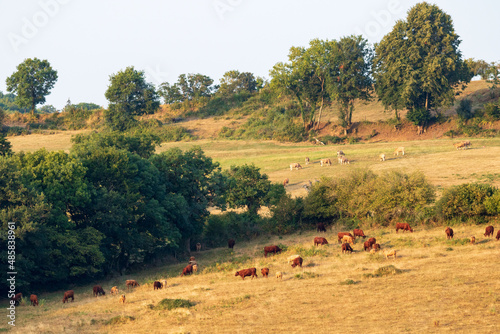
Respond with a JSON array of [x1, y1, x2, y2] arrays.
[[159, 73, 215, 107], [6, 58, 58, 117], [104, 66, 159, 130], [373, 2, 472, 129], [217, 70, 259, 97]]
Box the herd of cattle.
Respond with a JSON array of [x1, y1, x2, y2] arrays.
[[11, 220, 498, 308]]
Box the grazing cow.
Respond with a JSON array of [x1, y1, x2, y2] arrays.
[[367, 237, 377, 245], [261, 268, 269, 278], [341, 243, 353, 254], [181, 264, 194, 277], [320, 158, 332, 166], [235, 268, 258, 280], [196, 243, 202, 252], [445, 227, 454, 239], [119, 294, 126, 304], [337, 150, 345, 157], [228, 239, 236, 249], [342, 235, 354, 245], [30, 294, 38, 306], [110, 286, 119, 295], [337, 232, 354, 243], [394, 147, 405, 156], [290, 163, 302, 171], [11, 293, 22, 306], [153, 281, 162, 290], [496, 230, 500, 241], [93, 285, 106, 297], [396, 223, 413, 233], [338, 156, 350, 165], [263, 245, 282, 258], [353, 229, 366, 239], [484, 225, 494, 237], [290, 256, 303, 268], [192, 264, 198, 273], [372, 243, 381, 250], [283, 178, 289, 187], [62, 290, 74, 303], [160, 279, 167, 288], [276, 272, 283, 280], [470, 236, 476, 245], [364, 238, 376, 251], [384, 249, 397, 259], [287, 254, 301, 263], [126, 280, 140, 289], [454, 142, 466, 150], [379, 153, 386, 161], [305, 157, 310, 165], [317, 222, 327, 233], [314, 237, 328, 246]]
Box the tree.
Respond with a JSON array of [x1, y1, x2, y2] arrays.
[[373, 2, 472, 129], [217, 70, 258, 97], [104, 66, 159, 130], [223, 164, 285, 216], [159, 73, 215, 108], [6, 58, 58, 117], [456, 98, 473, 121]]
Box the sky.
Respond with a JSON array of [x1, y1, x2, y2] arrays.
[[1, 0, 499, 110]]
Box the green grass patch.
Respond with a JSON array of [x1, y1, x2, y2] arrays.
[[220, 294, 252, 308], [105, 315, 135, 325], [202, 255, 252, 273], [294, 271, 319, 279], [287, 246, 328, 257], [154, 299, 195, 311], [363, 265, 403, 278], [446, 238, 470, 246]]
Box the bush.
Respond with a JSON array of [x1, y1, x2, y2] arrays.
[[436, 183, 497, 219], [202, 212, 263, 248], [483, 100, 500, 120], [363, 265, 403, 278], [456, 98, 473, 121], [406, 107, 431, 126], [154, 299, 195, 310], [485, 190, 500, 215], [265, 195, 304, 234]]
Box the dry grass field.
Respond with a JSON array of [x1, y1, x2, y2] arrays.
[[5, 225, 499, 333]]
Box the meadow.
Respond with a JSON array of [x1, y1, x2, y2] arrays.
[[4, 224, 499, 333]]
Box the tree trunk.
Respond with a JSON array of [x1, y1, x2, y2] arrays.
[[315, 96, 324, 130]]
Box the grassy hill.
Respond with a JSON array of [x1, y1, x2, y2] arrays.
[[5, 224, 499, 333]]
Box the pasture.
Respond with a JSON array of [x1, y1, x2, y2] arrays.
[[5, 225, 499, 333]]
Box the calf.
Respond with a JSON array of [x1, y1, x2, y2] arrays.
[[93, 285, 106, 297], [305, 157, 310, 165], [192, 264, 198, 273], [276, 272, 283, 280], [379, 153, 386, 161], [372, 243, 381, 250], [62, 290, 74, 303], [290, 163, 302, 170], [290, 256, 303, 268], [394, 147, 405, 156], [337, 232, 354, 243], [484, 225, 494, 237], [367, 237, 377, 245], [228, 239, 236, 249], [119, 294, 126, 304], [445, 227, 454, 239], [364, 238, 376, 251], [496, 230, 500, 241], [396, 223, 413, 233], [338, 156, 350, 165], [341, 243, 353, 253], [11, 293, 22, 306], [314, 237, 328, 246], [126, 280, 140, 289], [384, 249, 397, 259], [235, 268, 258, 280], [263, 245, 282, 258], [320, 158, 332, 166], [470, 236, 476, 245], [196, 242, 202, 252], [110, 286, 119, 295], [283, 178, 289, 187], [317, 222, 327, 233], [342, 235, 354, 245], [160, 279, 167, 288], [153, 281, 163, 290], [261, 268, 269, 278], [181, 264, 193, 277], [30, 294, 38, 306], [353, 228, 366, 239]]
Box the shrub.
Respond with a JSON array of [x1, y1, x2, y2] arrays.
[[154, 299, 195, 310], [265, 195, 304, 234], [363, 265, 403, 278], [436, 183, 496, 219], [202, 212, 263, 248], [105, 316, 135, 325], [485, 190, 500, 215], [483, 100, 500, 120], [456, 98, 473, 121]]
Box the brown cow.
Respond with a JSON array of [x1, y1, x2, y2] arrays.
[[264, 245, 282, 257], [228, 239, 236, 249], [496, 230, 500, 241], [235, 268, 258, 280], [261, 268, 269, 278], [396, 223, 413, 233], [291, 256, 303, 268], [181, 264, 193, 277], [153, 281, 163, 290], [317, 222, 327, 233], [62, 290, 74, 303], [341, 243, 353, 254], [445, 227, 454, 239], [367, 237, 377, 245], [126, 280, 140, 289], [484, 225, 494, 237], [314, 237, 328, 246], [283, 178, 289, 187], [93, 285, 106, 297], [11, 293, 22, 306], [470, 236, 476, 245], [119, 294, 126, 304], [196, 243, 202, 252], [372, 243, 381, 250], [353, 228, 366, 239], [337, 232, 354, 243], [30, 294, 38, 306], [342, 235, 354, 245], [290, 163, 302, 170], [364, 241, 373, 251]]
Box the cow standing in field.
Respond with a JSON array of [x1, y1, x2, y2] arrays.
[[341, 243, 353, 254], [11, 293, 22, 306], [379, 153, 386, 161], [290, 256, 303, 268], [235, 268, 258, 280], [314, 237, 328, 246], [264, 245, 282, 258], [337, 232, 354, 243], [290, 163, 302, 170], [93, 285, 106, 297], [396, 223, 413, 233], [445, 227, 454, 239], [353, 229, 366, 239], [305, 157, 310, 165], [62, 290, 74, 303], [181, 264, 194, 277], [317, 222, 327, 233], [364, 237, 377, 251], [342, 235, 354, 245], [261, 268, 269, 278], [496, 230, 500, 241], [283, 178, 289, 187], [484, 225, 494, 237], [228, 239, 236, 249], [394, 147, 405, 156], [30, 294, 38, 306], [126, 280, 140, 289], [320, 158, 332, 166]]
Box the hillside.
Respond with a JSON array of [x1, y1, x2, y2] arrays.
[[5, 224, 499, 333]]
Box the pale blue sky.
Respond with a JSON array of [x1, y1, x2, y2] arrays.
[[1, 0, 498, 109]]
